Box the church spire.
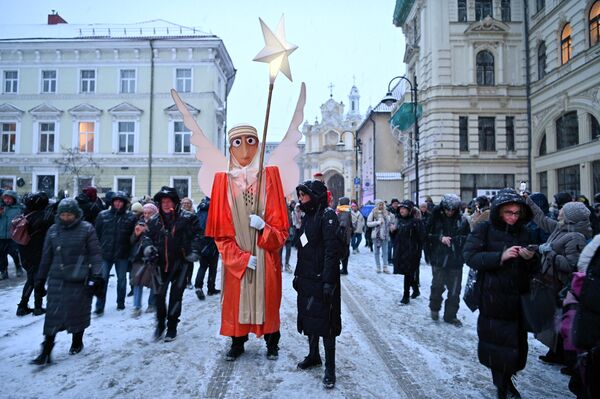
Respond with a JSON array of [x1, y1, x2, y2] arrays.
[[348, 83, 360, 117]]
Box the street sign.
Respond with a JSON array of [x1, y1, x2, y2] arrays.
[[353, 177, 360, 185]]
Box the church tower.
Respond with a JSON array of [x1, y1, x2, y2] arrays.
[[348, 84, 360, 118]]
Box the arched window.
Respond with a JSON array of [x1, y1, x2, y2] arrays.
[[476, 50, 495, 86], [539, 133, 547, 156], [556, 111, 579, 150], [590, 1, 600, 47], [561, 23, 573, 65], [537, 42, 546, 79], [475, 0, 493, 21]]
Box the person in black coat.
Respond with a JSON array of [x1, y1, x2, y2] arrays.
[[293, 180, 342, 389], [194, 197, 220, 300], [428, 194, 470, 326], [463, 189, 538, 399], [16, 192, 54, 316], [391, 200, 424, 305], [75, 186, 105, 225], [94, 191, 137, 314], [31, 198, 103, 365], [142, 186, 202, 342]]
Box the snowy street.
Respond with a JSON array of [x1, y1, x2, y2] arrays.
[[0, 248, 573, 399]]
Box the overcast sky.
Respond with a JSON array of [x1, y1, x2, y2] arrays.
[[5, 0, 406, 140]]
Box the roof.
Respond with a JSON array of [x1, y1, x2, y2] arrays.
[[0, 19, 214, 41], [356, 80, 407, 131], [393, 0, 416, 27]]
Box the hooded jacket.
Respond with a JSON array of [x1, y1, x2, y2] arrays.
[[1, 190, 23, 239], [94, 192, 137, 261]]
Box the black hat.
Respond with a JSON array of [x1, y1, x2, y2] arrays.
[[24, 191, 49, 211], [111, 190, 130, 205], [440, 194, 461, 211], [296, 180, 328, 206], [398, 199, 414, 210], [338, 196, 350, 206], [390, 198, 400, 204], [554, 192, 573, 209], [153, 186, 180, 205]]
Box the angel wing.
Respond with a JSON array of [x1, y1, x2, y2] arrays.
[[267, 82, 306, 196], [170, 89, 227, 196]]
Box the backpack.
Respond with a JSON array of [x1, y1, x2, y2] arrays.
[[10, 212, 33, 246]]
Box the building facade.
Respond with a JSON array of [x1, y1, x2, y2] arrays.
[[0, 14, 235, 201], [393, 0, 530, 203], [528, 0, 600, 199]]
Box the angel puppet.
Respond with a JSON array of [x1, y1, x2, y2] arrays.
[[170, 83, 306, 361]]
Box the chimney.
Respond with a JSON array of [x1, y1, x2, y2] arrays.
[[48, 10, 67, 25]]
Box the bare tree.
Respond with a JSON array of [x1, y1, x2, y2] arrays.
[[54, 146, 101, 195]]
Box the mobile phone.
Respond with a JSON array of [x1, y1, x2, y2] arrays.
[[526, 245, 538, 252]]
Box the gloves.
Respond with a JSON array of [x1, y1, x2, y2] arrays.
[[86, 275, 105, 298], [143, 245, 159, 262], [538, 243, 552, 254], [249, 214, 266, 230], [323, 283, 335, 304], [34, 280, 47, 298], [247, 255, 257, 270], [185, 251, 200, 263]]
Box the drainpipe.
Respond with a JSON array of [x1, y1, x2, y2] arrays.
[[368, 111, 376, 198], [524, 0, 533, 187], [147, 40, 155, 195]]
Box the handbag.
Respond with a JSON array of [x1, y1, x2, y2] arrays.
[[463, 268, 481, 312], [133, 260, 157, 289], [520, 272, 557, 333]]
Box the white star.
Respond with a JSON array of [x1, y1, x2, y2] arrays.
[[253, 15, 298, 83]]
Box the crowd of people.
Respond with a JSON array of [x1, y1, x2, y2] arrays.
[[1, 180, 599, 397]]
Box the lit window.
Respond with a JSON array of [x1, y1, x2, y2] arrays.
[[79, 121, 95, 152], [561, 24, 573, 65], [590, 1, 600, 47]]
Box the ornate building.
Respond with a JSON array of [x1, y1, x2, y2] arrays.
[[301, 86, 362, 204]]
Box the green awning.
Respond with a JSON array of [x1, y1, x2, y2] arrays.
[[393, 0, 416, 27], [389, 102, 422, 131]]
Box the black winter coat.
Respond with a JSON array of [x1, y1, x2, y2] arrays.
[[20, 206, 54, 269], [37, 217, 102, 335], [391, 214, 424, 275], [95, 208, 137, 261], [429, 206, 470, 269], [142, 209, 201, 272], [463, 208, 538, 374], [294, 207, 342, 337], [75, 194, 105, 225]]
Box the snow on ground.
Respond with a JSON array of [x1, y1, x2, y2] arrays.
[[0, 248, 573, 399]]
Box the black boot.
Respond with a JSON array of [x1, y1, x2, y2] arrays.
[[226, 336, 247, 361], [298, 335, 322, 369], [16, 304, 33, 316], [33, 307, 46, 316], [411, 286, 420, 299], [401, 275, 412, 304], [265, 331, 280, 360], [507, 377, 521, 398], [31, 335, 55, 365], [323, 337, 336, 389], [69, 331, 84, 355], [154, 319, 166, 341], [164, 319, 178, 342]]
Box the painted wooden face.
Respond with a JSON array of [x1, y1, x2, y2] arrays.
[[229, 135, 258, 167]]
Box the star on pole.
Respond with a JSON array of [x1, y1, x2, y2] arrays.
[[253, 15, 298, 83]]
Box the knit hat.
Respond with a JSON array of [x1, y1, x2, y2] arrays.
[[131, 202, 143, 214], [554, 192, 573, 209], [562, 201, 591, 224], [82, 186, 98, 201], [57, 198, 82, 218], [142, 203, 158, 215], [399, 200, 415, 210], [228, 124, 258, 142], [390, 198, 400, 205], [440, 194, 461, 211]]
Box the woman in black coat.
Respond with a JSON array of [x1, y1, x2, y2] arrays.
[[31, 198, 103, 365], [293, 180, 341, 389], [391, 200, 424, 304], [463, 190, 538, 398]]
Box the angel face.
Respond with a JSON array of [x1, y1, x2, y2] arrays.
[[229, 135, 259, 167]]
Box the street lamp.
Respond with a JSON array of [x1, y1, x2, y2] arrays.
[[382, 75, 419, 203]]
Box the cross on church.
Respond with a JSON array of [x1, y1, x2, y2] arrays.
[[328, 82, 334, 98]]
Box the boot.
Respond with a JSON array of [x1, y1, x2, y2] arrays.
[[298, 335, 322, 369], [207, 288, 221, 296], [411, 286, 420, 299], [226, 336, 247, 361], [154, 319, 166, 341], [33, 307, 46, 316], [69, 331, 84, 355], [195, 289, 206, 300], [164, 319, 178, 342], [400, 294, 410, 305], [16, 304, 33, 316], [507, 377, 521, 398], [323, 338, 336, 389], [430, 310, 439, 321], [31, 335, 55, 365]]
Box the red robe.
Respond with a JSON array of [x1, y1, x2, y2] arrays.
[[206, 166, 289, 337]]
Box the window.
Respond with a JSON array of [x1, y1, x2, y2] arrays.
[[539, 133, 547, 156], [459, 116, 469, 151], [556, 111, 579, 150], [80, 70, 96, 93], [41, 70, 57, 93], [120, 69, 136, 93], [478, 117, 496, 151], [79, 121, 95, 152], [591, 1, 600, 47], [561, 24, 573, 65], [475, 0, 493, 21], [116, 177, 133, 197], [36, 175, 56, 198], [537, 0, 545, 13], [172, 178, 190, 199], [501, 0, 511, 22], [118, 121, 135, 153], [592, 114, 600, 140], [537, 42, 547, 80], [173, 121, 191, 153], [1, 122, 16, 153], [460, 173, 515, 201], [476, 51, 494, 86], [506, 116, 515, 151], [3, 70, 18, 93], [557, 165, 580, 197], [538, 171, 548, 198], [176, 68, 192, 92], [594, 160, 600, 195], [0, 177, 15, 190], [39, 122, 55, 153], [458, 0, 467, 22], [77, 177, 93, 194]]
